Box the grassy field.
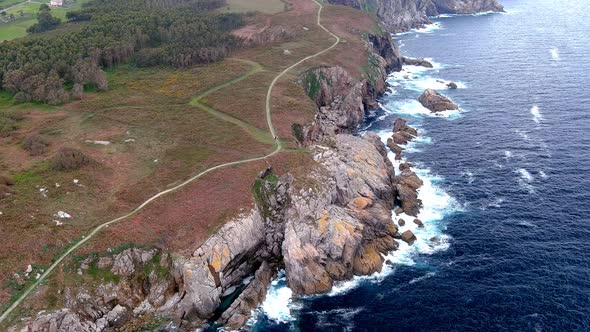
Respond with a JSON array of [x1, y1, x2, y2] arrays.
[[218, 0, 287, 14], [0, 0, 88, 41]]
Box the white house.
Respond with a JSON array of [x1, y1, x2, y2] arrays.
[[49, 0, 64, 7]]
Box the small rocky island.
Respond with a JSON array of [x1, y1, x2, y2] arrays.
[[419, 88, 459, 112]]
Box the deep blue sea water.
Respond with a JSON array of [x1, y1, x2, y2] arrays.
[[252, 0, 590, 330]]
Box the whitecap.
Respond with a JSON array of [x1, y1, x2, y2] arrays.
[[530, 105, 543, 124], [408, 272, 436, 284], [539, 170, 548, 179], [488, 198, 504, 208], [517, 168, 534, 182], [516, 169, 535, 194], [461, 171, 475, 184], [516, 221, 537, 228], [550, 47, 560, 61], [504, 150, 513, 159]]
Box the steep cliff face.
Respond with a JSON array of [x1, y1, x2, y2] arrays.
[[301, 33, 401, 142], [327, 0, 504, 32]]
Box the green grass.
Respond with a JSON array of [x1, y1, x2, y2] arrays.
[[218, 0, 286, 14], [0, 0, 89, 42], [11, 170, 44, 184]]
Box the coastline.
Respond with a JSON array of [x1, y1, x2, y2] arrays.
[[252, 17, 479, 327]]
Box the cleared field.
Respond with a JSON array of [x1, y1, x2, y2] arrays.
[[219, 0, 286, 14], [0, 0, 87, 41]]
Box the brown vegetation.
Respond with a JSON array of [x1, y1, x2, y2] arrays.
[[52, 147, 91, 171], [22, 134, 49, 156]]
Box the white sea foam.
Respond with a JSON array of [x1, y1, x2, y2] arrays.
[[396, 22, 443, 36], [539, 171, 548, 179], [530, 105, 543, 124], [402, 77, 467, 91], [436, 11, 496, 18], [550, 47, 560, 61], [517, 168, 534, 182], [409, 272, 436, 284], [383, 99, 462, 119], [488, 198, 504, 208], [254, 272, 299, 324], [504, 150, 513, 159], [413, 22, 443, 34], [516, 169, 535, 194]]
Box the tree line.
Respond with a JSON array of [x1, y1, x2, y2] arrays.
[[0, 0, 244, 104]]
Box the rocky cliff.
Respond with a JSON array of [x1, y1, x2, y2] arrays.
[[327, 0, 504, 32], [12, 29, 409, 332], [301, 33, 401, 142]]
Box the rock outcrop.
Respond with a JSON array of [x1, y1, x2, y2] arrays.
[[282, 133, 400, 294], [418, 88, 459, 112], [13, 248, 181, 332], [301, 33, 402, 142], [327, 0, 504, 32], [402, 56, 433, 68], [384, 118, 424, 217]]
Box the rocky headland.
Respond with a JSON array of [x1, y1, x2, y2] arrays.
[[327, 0, 504, 32]]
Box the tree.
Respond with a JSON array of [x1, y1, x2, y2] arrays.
[[27, 4, 61, 33]]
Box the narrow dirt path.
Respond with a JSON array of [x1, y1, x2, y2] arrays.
[[0, 0, 339, 323], [190, 58, 275, 145]]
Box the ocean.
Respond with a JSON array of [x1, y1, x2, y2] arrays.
[[251, 0, 590, 330]]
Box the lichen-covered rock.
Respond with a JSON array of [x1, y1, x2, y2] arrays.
[[282, 134, 399, 295]]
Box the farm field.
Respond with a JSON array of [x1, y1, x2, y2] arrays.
[[0, 0, 87, 41]]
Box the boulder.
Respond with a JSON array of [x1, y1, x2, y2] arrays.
[[413, 219, 424, 228], [447, 82, 458, 89], [402, 57, 434, 68], [418, 89, 459, 112], [353, 245, 384, 275], [401, 230, 417, 245], [386, 138, 403, 156], [398, 219, 406, 226]]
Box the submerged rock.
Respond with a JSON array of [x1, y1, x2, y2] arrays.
[[418, 89, 459, 112]]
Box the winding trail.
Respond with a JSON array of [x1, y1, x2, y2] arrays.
[[0, 0, 339, 324]]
